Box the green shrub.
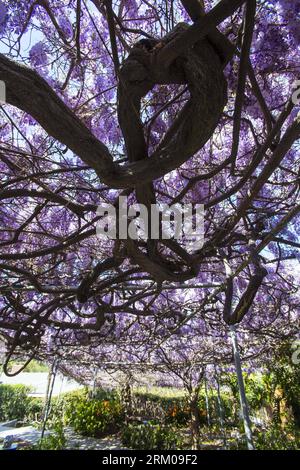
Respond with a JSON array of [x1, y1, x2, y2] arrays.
[[164, 402, 191, 426], [57, 388, 88, 414], [202, 393, 237, 426], [132, 391, 189, 425], [91, 387, 119, 401], [30, 388, 88, 429], [255, 427, 300, 450], [133, 390, 185, 408], [65, 396, 124, 437], [121, 423, 183, 450], [24, 397, 44, 423], [29, 421, 67, 450], [132, 389, 212, 427], [0, 384, 33, 421], [61, 387, 89, 403], [40, 422, 66, 450]]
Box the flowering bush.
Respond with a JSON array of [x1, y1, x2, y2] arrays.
[[132, 390, 190, 425], [65, 395, 124, 437], [164, 403, 191, 426]]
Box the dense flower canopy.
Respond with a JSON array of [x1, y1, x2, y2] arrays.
[[0, 0, 299, 374]]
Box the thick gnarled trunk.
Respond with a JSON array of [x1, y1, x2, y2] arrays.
[[189, 394, 201, 450]]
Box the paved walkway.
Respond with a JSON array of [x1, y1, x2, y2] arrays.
[[0, 422, 125, 450], [0, 425, 49, 445], [65, 428, 126, 450]]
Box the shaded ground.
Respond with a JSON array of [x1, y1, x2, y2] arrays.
[[64, 428, 127, 450], [0, 420, 243, 450], [0, 421, 126, 450], [0, 423, 49, 444]]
